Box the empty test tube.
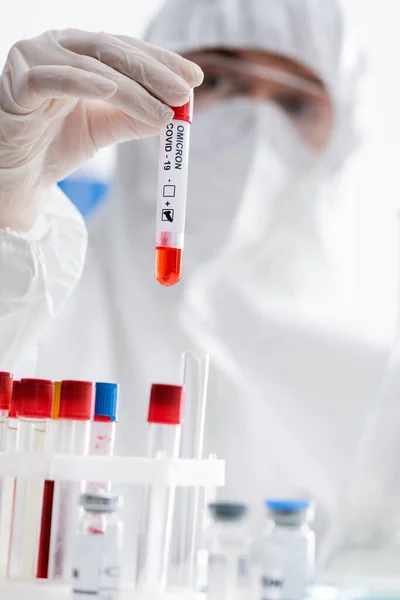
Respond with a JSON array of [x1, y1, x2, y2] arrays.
[[136, 384, 183, 589], [172, 352, 210, 589]]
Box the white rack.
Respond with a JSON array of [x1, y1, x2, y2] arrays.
[[0, 453, 224, 599], [0, 580, 198, 600], [0, 453, 225, 487]]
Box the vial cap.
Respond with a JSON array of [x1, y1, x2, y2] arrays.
[[19, 379, 54, 419], [58, 380, 94, 421], [171, 92, 193, 124], [147, 384, 183, 425], [94, 382, 119, 422], [209, 503, 248, 522], [265, 500, 312, 514], [265, 500, 315, 526], [0, 372, 13, 411], [80, 491, 121, 513], [9, 380, 20, 418]]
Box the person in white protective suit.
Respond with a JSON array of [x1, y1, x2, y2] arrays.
[[0, 0, 390, 545]]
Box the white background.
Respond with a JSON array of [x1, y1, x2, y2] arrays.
[[0, 0, 399, 340], [0, 1, 163, 60]]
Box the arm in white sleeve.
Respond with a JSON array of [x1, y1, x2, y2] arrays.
[[0, 185, 87, 370]]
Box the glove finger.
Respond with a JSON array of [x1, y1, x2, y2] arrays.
[[114, 35, 204, 89], [14, 65, 117, 110], [57, 30, 193, 107], [86, 103, 163, 148], [58, 53, 174, 127]]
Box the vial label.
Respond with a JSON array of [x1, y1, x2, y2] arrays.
[[72, 535, 121, 600], [99, 551, 121, 600], [72, 535, 101, 598], [156, 119, 191, 246], [260, 535, 313, 600], [208, 553, 250, 600]]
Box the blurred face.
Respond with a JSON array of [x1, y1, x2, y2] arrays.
[[185, 49, 333, 150]]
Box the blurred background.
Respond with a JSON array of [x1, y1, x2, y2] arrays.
[[0, 0, 399, 342]]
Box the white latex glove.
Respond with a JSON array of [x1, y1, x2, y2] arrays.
[[0, 29, 203, 230]]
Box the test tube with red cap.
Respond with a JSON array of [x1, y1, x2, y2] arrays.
[[136, 384, 183, 589], [8, 378, 54, 579], [36, 381, 92, 579], [48, 380, 94, 581], [155, 93, 193, 286], [0, 373, 13, 577], [0, 372, 13, 449], [0, 379, 20, 577]]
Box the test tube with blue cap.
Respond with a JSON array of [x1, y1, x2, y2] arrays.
[[89, 382, 119, 462]]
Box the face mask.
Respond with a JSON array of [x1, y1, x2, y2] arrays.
[[225, 103, 332, 301]]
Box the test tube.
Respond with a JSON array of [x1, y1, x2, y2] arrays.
[[172, 352, 210, 589], [136, 384, 183, 589], [85, 382, 119, 531], [36, 381, 61, 578], [0, 379, 20, 577], [0, 373, 13, 576], [48, 380, 94, 581], [0, 373, 13, 450], [8, 378, 54, 579], [89, 382, 119, 462], [155, 93, 193, 286]]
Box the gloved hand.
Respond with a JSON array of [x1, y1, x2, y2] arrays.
[[0, 29, 203, 230]]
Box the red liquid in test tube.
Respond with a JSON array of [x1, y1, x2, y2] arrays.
[[155, 94, 193, 286]]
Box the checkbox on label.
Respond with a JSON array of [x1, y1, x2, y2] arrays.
[[163, 185, 176, 197]]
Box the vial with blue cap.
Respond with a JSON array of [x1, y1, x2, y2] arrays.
[[205, 502, 252, 600], [260, 500, 315, 600]]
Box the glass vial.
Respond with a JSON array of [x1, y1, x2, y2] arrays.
[[260, 500, 315, 600], [72, 492, 123, 600], [205, 503, 252, 600]]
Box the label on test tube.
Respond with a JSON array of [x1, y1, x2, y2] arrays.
[[155, 94, 193, 286]]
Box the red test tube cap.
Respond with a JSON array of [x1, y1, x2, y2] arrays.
[[19, 379, 54, 419], [10, 381, 20, 418], [148, 384, 184, 425], [0, 372, 13, 411], [171, 93, 193, 124], [59, 380, 94, 421]]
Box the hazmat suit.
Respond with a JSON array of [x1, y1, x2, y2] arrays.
[[0, 0, 389, 553]]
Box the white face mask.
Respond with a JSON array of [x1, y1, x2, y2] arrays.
[[224, 103, 333, 302]]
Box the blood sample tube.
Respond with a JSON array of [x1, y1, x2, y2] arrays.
[[36, 381, 61, 579], [136, 384, 183, 589], [0, 373, 13, 450], [48, 380, 94, 581], [0, 373, 13, 577], [155, 93, 193, 286], [0, 380, 20, 577], [8, 378, 54, 579]]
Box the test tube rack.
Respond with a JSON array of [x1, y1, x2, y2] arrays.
[[0, 453, 225, 600]]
